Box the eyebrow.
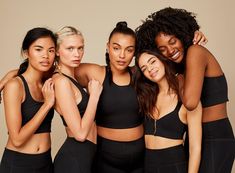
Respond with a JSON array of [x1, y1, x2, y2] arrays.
[[140, 56, 155, 70], [33, 45, 55, 49], [112, 42, 135, 49]]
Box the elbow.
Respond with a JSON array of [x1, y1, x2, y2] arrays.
[[74, 132, 87, 142], [11, 138, 25, 148], [184, 100, 199, 111]]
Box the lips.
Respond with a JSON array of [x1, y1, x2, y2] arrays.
[[117, 61, 126, 66], [171, 51, 180, 60], [150, 69, 159, 78], [40, 61, 50, 66]]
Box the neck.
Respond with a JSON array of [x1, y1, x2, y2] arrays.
[[157, 77, 170, 94], [24, 66, 44, 83], [58, 63, 75, 78]]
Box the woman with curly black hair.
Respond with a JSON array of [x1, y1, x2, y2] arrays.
[[135, 7, 235, 173]]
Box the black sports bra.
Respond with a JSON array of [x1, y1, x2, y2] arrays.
[[96, 67, 143, 129], [19, 75, 54, 134], [201, 74, 228, 108], [56, 73, 89, 127], [144, 102, 187, 139]]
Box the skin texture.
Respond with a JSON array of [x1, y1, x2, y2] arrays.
[[155, 33, 227, 122], [76, 32, 144, 141], [52, 30, 102, 143], [138, 52, 202, 173], [4, 36, 55, 154]]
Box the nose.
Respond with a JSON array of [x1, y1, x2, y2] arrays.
[[43, 50, 49, 59], [119, 49, 125, 59], [74, 49, 80, 57], [167, 46, 174, 55], [147, 64, 153, 72]]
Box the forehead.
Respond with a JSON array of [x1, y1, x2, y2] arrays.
[[110, 33, 135, 46], [31, 37, 55, 47], [60, 34, 84, 45], [139, 53, 156, 64]]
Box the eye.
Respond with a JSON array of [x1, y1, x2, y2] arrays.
[[127, 48, 134, 53], [49, 49, 55, 53], [67, 47, 74, 51], [150, 59, 156, 64], [35, 48, 42, 51], [113, 47, 119, 51], [169, 38, 176, 45], [78, 47, 84, 51]]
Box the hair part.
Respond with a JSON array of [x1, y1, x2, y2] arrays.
[[18, 27, 56, 75], [134, 49, 179, 117]]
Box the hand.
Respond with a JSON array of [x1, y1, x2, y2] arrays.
[[193, 30, 208, 46], [42, 78, 55, 107], [87, 79, 103, 99]]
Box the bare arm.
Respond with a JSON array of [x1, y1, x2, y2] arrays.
[[54, 76, 102, 142], [187, 102, 202, 173], [0, 69, 18, 103], [3, 78, 54, 147], [75, 63, 105, 87], [181, 45, 208, 110]]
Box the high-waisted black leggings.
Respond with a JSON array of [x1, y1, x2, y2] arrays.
[[199, 118, 235, 173], [0, 148, 53, 173], [54, 137, 96, 173], [145, 145, 188, 173], [93, 136, 145, 173]]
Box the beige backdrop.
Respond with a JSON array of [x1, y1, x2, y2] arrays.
[[0, 0, 234, 172]]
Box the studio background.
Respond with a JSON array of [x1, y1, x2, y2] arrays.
[[0, 0, 234, 172]]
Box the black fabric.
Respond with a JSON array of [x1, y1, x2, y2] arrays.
[[56, 73, 89, 127], [201, 74, 229, 108], [144, 102, 187, 139], [199, 118, 235, 173], [0, 148, 53, 173], [145, 145, 187, 173], [93, 136, 145, 173], [96, 67, 143, 129], [54, 137, 96, 173], [18, 75, 54, 134]]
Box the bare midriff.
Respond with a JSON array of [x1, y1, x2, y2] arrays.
[[97, 124, 144, 142]]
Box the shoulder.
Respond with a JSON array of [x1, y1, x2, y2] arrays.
[[78, 63, 105, 74], [3, 76, 23, 99], [187, 44, 211, 59], [4, 76, 23, 92], [52, 73, 71, 87]]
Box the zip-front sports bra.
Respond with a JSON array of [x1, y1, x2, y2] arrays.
[[144, 102, 187, 139], [96, 67, 143, 129], [19, 75, 54, 134], [201, 74, 228, 108]]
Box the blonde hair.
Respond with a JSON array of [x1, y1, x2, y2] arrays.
[[55, 26, 83, 48], [54, 26, 83, 73]]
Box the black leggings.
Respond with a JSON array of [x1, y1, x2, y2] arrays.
[[145, 145, 187, 173], [199, 118, 235, 173], [93, 136, 145, 173], [0, 148, 53, 173], [54, 137, 96, 173]]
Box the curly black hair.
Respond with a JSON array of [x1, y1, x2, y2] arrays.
[[135, 7, 200, 56]]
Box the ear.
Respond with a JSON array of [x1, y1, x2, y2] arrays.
[[22, 50, 29, 58], [56, 50, 60, 57], [106, 43, 109, 53]]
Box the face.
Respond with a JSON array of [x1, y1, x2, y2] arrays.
[[57, 34, 84, 68], [155, 32, 184, 63], [138, 52, 165, 83], [25, 37, 55, 72], [107, 33, 135, 71]]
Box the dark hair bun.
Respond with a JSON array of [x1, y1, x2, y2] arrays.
[[116, 21, 127, 28]]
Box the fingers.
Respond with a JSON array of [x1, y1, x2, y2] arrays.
[[193, 31, 208, 46]]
